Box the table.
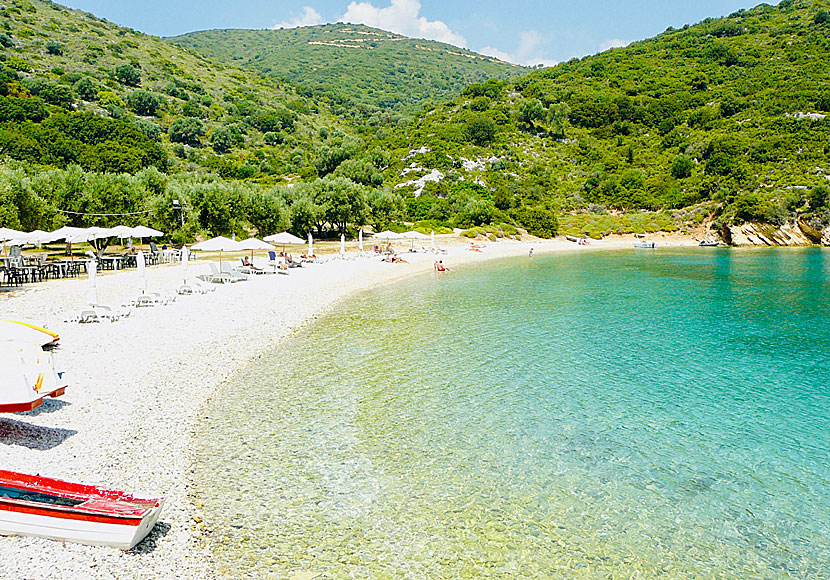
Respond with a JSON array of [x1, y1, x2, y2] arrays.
[[160, 249, 180, 263], [99, 256, 124, 270]]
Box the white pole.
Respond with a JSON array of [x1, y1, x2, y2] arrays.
[[340, 233, 345, 257], [431, 230, 435, 251], [181, 246, 190, 285], [358, 229, 363, 253], [137, 250, 147, 294], [308, 232, 313, 257], [86, 260, 98, 307]]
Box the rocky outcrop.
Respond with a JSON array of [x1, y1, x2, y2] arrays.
[[723, 221, 826, 246]]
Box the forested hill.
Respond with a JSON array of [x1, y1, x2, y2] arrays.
[[0, 0, 345, 180], [169, 24, 525, 126], [379, 0, 830, 236]]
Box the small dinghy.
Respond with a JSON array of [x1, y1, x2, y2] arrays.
[[633, 240, 656, 248], [0, 341, 67, 413], [0, 320, 60, 349], [0, 470, 163, 549], [698, 240, 720, 247]]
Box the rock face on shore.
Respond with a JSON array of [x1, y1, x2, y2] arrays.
[[722, 221, 828, 247]]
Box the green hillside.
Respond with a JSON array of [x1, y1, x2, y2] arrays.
[[169, 24, 525, 126], [3, 0, 830, 244], [0, 0, 347, 182], [378, 0, 830, 238]]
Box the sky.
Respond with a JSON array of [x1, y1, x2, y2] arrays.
[[60, 0, 764, 66]]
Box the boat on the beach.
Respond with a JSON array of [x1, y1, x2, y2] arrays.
[[565, 235, 589, 245], [0, 320, 60, 349], [633, 241, 656, 248], [0, 340, 67, 413], [699, 240, 720, 247], [0, 470, 163, 549]]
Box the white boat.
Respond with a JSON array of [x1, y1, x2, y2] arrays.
[[0, 320, 60, 348], [0, 470, 164, 550], [0, 340, 67, 413], [633, 241, 656, 248]]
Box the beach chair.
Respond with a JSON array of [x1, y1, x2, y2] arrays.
[[221, 262, 248, 282], [178, 278, 214, 295], [198, 262, 234, 284]]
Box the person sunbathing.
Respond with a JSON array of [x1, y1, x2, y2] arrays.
[[434, 260, 449, 271], [242, 256, 262, 271]]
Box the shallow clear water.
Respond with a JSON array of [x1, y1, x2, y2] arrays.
[[192, 248, 830, 579]]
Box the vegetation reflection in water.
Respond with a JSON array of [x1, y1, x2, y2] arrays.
[[192, 248, 830, 579]]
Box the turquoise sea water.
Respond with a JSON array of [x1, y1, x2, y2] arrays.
[[192, 248, 830, 579]]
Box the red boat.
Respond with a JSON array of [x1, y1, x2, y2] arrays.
[[0, 340, 67, 413], [0, 470, 164, 549]]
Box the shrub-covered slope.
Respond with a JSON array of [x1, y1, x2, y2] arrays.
[[0, 0, 345, 181], [169, 23, 524, 126], [380, 0, 830, 235]]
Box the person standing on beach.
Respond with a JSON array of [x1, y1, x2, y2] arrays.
[[529, 247, 534, 258]]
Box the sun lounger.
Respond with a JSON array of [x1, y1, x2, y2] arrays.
[[178, 278, 214, 294], [198, 262, 235, 284], [73, 303, 128, 323], [221, 263, 248, 282], [130, 291, 175, 307]]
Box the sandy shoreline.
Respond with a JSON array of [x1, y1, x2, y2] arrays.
[[0, 233, 694, 579]]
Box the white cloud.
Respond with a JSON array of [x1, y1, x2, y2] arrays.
[[274, 6, 324, 29], [340, 0, 466, 47], [481, 31, 557, 68], [599, 38, 630, 52]]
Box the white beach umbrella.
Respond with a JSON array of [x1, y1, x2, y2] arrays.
[[263, 232, 304, 245], [358, 230, 364, 253], [308, 232, 313, 257], [191, 236, 243, 269], [131, 226, 163, 238], [402, 230, 429, 251], [109, 225, 135, 239], [49, 226, 86, 242], [0, 227, 25, 242], [372, 230, 403, 240], [47, 226, 88, 259], [237, 238, 274, 251], [137, 250, 147, 294], [340, 233, 345, 257], [237, 237, 275, 263], [86, 260, 98, 307], [191, 236, 242, 252], [10, 229, 58, 247], [263, 231, 303, 255]]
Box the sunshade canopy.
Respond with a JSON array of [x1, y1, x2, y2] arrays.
[[372, 231, 404, 240], [236, 238, 275, 251], [263, 232, 305, 244], [191, 236, 243, 252], [131, 226, 163, 238], [0, 227, 26, 242]]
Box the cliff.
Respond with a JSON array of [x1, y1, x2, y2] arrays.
[[722, 221, 829, 247]]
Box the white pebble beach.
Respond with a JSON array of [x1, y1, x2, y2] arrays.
[[0, 234, 692, 579]]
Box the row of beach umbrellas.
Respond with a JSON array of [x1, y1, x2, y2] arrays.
[[0, 225, 164, 246]]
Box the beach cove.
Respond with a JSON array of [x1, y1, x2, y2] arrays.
[[0, 235, 686, 579]]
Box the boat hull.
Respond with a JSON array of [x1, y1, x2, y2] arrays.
[[0, 470, 164, 550], [0, 341, 67, 413], [0, 499, 163, 550]]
